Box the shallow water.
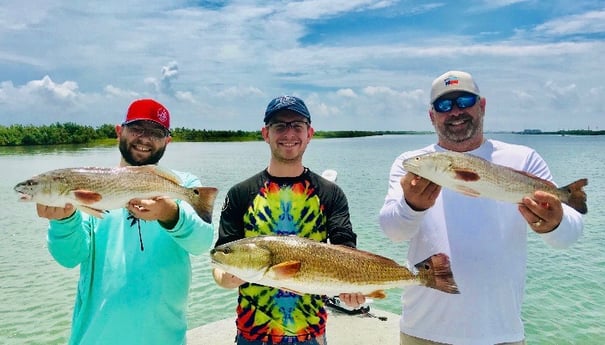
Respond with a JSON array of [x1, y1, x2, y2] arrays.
[[1, 134, 603, 344]]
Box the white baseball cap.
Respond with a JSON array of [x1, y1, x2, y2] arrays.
[[430, 70, 480, 103]]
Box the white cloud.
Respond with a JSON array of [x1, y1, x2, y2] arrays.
[[337, 89, 357, 98], [534, 10, 605, 36], [0, 1, 603, 132]]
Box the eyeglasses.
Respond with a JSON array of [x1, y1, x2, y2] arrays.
[[266, 120, 309, 133], [124, 125, 170, 141], [433, 93, 479, 113]]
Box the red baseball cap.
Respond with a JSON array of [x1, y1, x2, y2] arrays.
[[122, 99, 170, 130]]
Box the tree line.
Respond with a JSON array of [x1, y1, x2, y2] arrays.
[[0, 123, 116, 146], [0, 122, 417, 146]]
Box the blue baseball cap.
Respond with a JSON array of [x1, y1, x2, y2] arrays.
[[264, 95, 311, 124]]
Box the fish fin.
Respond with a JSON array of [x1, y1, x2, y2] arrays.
[[414, 253, 460, 294], [268, 260, 301, 279], [127, 165, 183, 185], [453, 169, 480, 182], [188, 187, 219, 223], [365, 290, 387, 299], [559, 178, 588, 214], [151, 165, 183, 185], [517, 170, 557, 187], [455, 185, 481, 197], [72, 190, 103, 204], [76, 205, 108, 218]]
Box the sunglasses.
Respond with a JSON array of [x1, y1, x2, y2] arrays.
[[433, 93, 479, 113], [124, 124, 170, 141], [266, 120, 309, 133]]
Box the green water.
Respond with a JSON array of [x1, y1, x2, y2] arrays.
[[1, 134, 603, 344]]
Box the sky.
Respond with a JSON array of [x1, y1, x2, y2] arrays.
[[0, 0, 604, 132]]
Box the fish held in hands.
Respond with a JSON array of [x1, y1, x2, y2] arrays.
[[403, 151, 588, 214], [210, 235, 459, 298], [14, 165, 218, 223]]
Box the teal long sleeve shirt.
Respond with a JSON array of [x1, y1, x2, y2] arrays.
[[47, 170, 214, 345]]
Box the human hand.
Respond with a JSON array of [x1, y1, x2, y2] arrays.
[[338, 292, 365, 309], [401, 173, 441, 211], [36, 203, 76, 220], [126, 196, 179, 226], [518, 190, 563, 233], [212, 268, 246, 289]]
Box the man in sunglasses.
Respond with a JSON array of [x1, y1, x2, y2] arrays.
[[379, 71, 583, 345], [34, 99, 215, 345], [212, 95, 365, 345]]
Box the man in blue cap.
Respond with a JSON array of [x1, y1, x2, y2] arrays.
[[212, 95, 365, 345]]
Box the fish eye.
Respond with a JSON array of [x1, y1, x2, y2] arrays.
[[222, 247, 232, 254]]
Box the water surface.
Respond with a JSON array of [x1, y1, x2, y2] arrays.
[[1, 134, 603, 344]]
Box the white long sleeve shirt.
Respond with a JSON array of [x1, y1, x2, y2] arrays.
[[379, 139, 583, 345]]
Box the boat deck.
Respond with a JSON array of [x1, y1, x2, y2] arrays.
[[186, 308, 400, 345]]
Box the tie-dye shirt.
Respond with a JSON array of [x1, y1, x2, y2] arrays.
[[215, 168, 357, 343]]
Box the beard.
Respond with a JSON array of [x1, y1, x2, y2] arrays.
[[436, 114, 482, 143], [119, 137, 166, 166]]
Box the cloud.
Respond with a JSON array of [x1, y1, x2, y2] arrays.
[[0, 1, 603, 132], [534, 10, 605, 36]]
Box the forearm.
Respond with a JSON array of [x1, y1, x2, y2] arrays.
[[539, 204, 583, 249], [165, 200, 214, 255], [379, 197, 424, 242], [47, 211, 91, 268]]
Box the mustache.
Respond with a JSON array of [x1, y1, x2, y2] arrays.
[[445, 114, 472, 125]]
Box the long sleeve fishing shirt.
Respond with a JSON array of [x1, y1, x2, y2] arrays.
[[46, 169, 214, 345], [378, 139, 583, 345]]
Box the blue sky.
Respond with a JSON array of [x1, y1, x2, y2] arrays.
[[1, 0, 603, 131]]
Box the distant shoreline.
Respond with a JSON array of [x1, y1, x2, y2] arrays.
[[0, 122, 603, 147]]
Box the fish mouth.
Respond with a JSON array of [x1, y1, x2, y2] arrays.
[[16, 192, 33, 201]]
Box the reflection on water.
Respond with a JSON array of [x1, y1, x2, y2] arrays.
[[1, 134, 604, 344]]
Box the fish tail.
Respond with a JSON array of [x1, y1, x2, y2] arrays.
[[188, 187, 219, 223], [560, 178, 588, 214], [414, 253, 460, 294]]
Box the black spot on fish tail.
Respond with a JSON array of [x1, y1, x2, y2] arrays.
[[190, 187, 219, 223], [560, 178, 588, 214], [415, 253, 460, 294]]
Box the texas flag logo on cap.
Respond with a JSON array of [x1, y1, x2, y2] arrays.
[[444, 76, 459, 86]]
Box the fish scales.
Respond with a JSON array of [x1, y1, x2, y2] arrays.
[[443, 153, 563, 199], [211, 235, 459, 298], [403, 151, 588, 214], [264, 236, 413, 285], [48, 167, 197, 205], [14, 165, 219, 223]]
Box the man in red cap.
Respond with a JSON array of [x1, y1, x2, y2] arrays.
[[119, 98, 172, 166], [34, 98, 215, 345]]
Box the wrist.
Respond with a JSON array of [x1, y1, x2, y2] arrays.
[[159, 201, 179, 230]]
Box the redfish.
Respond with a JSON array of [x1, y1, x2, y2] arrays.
[[14, 165, 218, 223], [403, 151, 587, 214], [210, 235, 459, 298]]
